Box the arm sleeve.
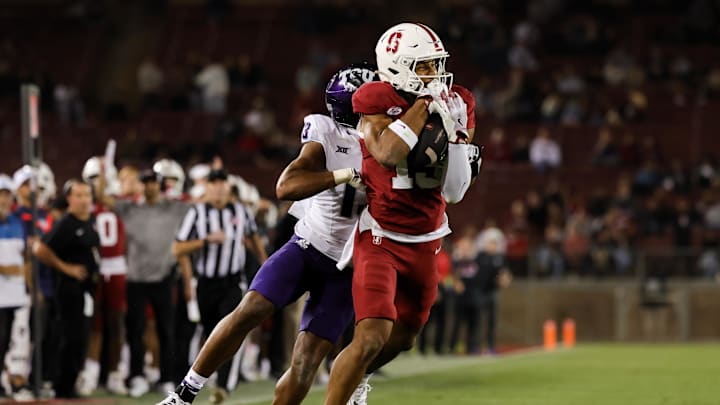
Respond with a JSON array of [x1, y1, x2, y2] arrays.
[[442, 143, 473, 204], [175, 206, 198, 241]]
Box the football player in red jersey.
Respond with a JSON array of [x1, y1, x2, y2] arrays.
[[76, 157, 129, 396], [324, 23, 481, 405]]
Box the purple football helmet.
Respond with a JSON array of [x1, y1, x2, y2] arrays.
[[325, 62, 378, 128]]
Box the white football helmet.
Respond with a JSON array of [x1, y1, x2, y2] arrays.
[[153, 159, 185, 199], [82, 156, 120, 195], [188, 164, 211, 182], [37, 162, 56, 205], [375, 22, 452, 94]]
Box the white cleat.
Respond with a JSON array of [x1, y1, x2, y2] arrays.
[[128, 375, 150, 398], [75, 370, 98, 397], [157, 381, 176, 395], [347, 382, 372, 405], [38, 381, 55, 400], [11, 387, 35, 402], [155, 391, 191, 405], [106, 371, 128, 395], [145, 366, 161, 385]]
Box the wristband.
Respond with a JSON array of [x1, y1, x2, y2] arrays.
[[388, 119, 418, 149], [333, 168, 353, 185], [203, 239, 209, 250]]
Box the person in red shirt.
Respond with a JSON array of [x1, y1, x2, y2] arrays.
[[324, 22, 480, 405], [76, 157, 129, 396]]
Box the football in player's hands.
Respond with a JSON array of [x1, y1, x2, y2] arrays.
[[406, 113, 448, 172]]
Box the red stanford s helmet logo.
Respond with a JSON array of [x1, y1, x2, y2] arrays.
[[386, 31, 402, 54]]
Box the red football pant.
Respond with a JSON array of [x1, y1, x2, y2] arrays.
[[352, 230, 440, 330]]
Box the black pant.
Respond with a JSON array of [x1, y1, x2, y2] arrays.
[[126, 278, 175, 383], [54, 277, 94, 398], [479, 293, 498, 351], [28, 297, 61, 387], [419, 285, 449, 355], [196, 275, 244, 391], [173, 278, 198, 384], [450, 293, 498, 354], [451, 298, 480, 354]]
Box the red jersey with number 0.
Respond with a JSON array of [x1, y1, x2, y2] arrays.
[[352, 81, 476, 235], [94, 203, 128, 275]]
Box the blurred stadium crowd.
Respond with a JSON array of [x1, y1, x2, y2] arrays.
[[1, 0, 720, 401]]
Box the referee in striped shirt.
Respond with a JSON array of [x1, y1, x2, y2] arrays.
[[172, 169, 266, 398]]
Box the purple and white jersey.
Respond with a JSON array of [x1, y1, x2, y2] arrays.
[[290, 114, 365, 262]]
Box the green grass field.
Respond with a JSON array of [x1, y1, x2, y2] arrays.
[[68, 344, 720, 405]]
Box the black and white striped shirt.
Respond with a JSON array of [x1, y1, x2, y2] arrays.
[[176, 202, 257, 279]]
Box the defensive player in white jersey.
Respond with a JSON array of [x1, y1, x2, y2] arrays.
[[157, 63, 376, 405]]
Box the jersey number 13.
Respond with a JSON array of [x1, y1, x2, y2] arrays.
[[391, 160, 444, 190]]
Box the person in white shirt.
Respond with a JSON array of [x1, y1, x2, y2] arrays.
[[0, 174, 30, 399], [195, 60, 230, 114], [529, 127, 562, 172]]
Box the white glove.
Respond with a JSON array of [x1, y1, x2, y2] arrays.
[[333, 168, 365, 190], [447, 92, 469, 142], [422, 80, 464, 143], [428, 99, 460, 143]]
